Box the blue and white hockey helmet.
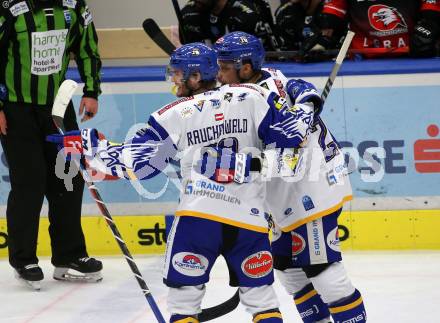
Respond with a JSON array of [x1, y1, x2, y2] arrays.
[[214, 31, 265, 70], [168, 43, 218, 82]]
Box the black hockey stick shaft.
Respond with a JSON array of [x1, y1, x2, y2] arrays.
[[52, 82, 166, 323], [171, 0, 187, 44], [143, 18, 176, 55]]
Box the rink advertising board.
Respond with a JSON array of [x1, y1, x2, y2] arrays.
[[0, 215, 167, 258], [0, 59, 439, 255]]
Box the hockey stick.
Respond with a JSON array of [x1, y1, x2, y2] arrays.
[[52, 80, 240, 322], [321, 30, 355, 102], [143, 18, 176, 55], [52, 80, 166, 323], [171, 0, 187, 44]]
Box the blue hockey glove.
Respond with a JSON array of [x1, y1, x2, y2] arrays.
[[195, 147, 252, 183], [46, 128, 100, 158], [286, 78, 323, 113]]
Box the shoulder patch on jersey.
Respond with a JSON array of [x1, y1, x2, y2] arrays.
[[62, 0, 76, 9], [237, 92, 249, 102], [158, 96, 194, 115], [223, 92, 233, 102], [9, 1, 28, 16], [260, 82, 269, 90]]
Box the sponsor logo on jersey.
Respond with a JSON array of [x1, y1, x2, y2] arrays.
[[241, 251, 273, 278], [368, 5, 408, 35], [193, 100, 205, 112], [259, 82, 269, 90], [291, 232, 306, 256], [210, 99, 221, 109], [158, 96, 194, 115], [82, 6, 93, 26], [250, 208, 259, 215], [181, 105, 194, 118], [63, 10, 71, 24], [312, 220, 322, 256], [284, 208, 293, 216], [214, 113, 224, 121], [341, 312, 366, 323], [63, 0, 77, 9], [237, 92, 249, 102], [327, 226, 340, 252], [302, 195, 315, 211], [223, 92, 233, 102], [184, 180, 240, 204], [9, 1, 29, 16], [327, 170, 338, 186], [172, 252, 209, 277], [300, 307, 317, 319]]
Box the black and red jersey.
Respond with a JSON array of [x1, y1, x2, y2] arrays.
[[322, 0, 440, 50]]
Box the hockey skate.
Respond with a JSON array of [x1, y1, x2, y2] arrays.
[[53, 257, 103, 283], [14, 264, 44, 291]]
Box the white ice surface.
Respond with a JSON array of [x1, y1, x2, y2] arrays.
[[1, 251, 440, 323]]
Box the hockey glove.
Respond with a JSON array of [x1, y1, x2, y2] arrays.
[[286, 79, 323, 113], [195, 147, 252, 184], [410, 13, 440, 58], [196, 147, 302, 184], [46, 128, 100, 159]]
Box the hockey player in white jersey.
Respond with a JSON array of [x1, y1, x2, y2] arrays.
[[44, 43, 324, 323], [199, 31, 367, 323]]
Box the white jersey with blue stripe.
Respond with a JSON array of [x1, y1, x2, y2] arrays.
[[90, 83, 309, 233], [259, 68, 353, 232]]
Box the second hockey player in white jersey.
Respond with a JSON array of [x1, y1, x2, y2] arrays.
[[202, 31, 367, 323], [47, 43, 320, 323]]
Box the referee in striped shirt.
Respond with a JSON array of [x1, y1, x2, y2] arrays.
[[0, 0, 102, 285]]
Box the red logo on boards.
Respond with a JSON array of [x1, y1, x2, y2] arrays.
[[368, 5, 407, 32], [414, 124, 440, 173]]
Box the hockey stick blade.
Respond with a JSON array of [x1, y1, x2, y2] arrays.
[[52, 79, 78, 131], [143, 18, 176, 55], [199, 290, 240, 322]]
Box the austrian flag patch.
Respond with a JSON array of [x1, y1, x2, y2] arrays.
[[214, 113, 224, 121]]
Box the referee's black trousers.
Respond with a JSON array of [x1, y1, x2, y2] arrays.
[[1, 101, 87, 269]]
